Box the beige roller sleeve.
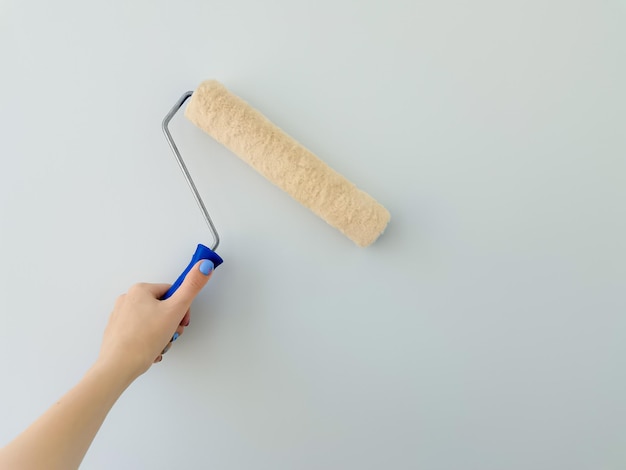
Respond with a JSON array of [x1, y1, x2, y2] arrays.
[[185, 80, 390, 247]]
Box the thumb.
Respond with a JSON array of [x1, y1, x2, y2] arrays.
[[167, 259, 214, 312]]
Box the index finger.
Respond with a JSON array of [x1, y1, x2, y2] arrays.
[[139, 283, 173, 298]]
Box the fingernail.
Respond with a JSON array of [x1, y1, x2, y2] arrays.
[[199, 260, 214, 276], [172, 332, 179, 342]]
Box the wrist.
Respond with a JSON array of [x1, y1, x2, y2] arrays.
[[91, 355, 140, 392]]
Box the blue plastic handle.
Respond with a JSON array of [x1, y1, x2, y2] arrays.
[[160, 244, 224, 300]]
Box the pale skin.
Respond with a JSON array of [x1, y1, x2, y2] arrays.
[[0, 259, 214, 470]]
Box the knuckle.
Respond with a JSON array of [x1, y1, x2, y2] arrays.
[[188, 276, 205, 291], [128, 283, 145, 294]]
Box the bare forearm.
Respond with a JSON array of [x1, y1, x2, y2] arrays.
[[0, 360, 134, 470], [0, 264, 213, 469]]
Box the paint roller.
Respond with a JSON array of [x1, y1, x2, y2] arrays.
[[161, 80, 390, 299]]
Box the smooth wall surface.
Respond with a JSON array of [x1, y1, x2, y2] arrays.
[[1, 1, 625, 469]]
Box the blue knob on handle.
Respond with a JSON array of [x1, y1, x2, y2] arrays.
[[161, 244, 223, 300]]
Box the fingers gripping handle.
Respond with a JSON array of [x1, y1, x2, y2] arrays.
[[161, 244, 224, 300]]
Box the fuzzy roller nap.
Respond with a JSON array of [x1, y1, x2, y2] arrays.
[[185, 80, 390, 247]]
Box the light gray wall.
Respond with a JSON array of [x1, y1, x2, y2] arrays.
[[1, 1, 624, 468]]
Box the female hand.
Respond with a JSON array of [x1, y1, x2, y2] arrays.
[[98, 259, 214, 382]]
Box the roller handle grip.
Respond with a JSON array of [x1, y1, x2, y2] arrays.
[[160, 244, 224, 300]]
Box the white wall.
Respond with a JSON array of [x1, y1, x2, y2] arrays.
[[1, 1, 625, 468]]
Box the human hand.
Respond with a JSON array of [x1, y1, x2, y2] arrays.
[[98, 259, 214, 382]]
